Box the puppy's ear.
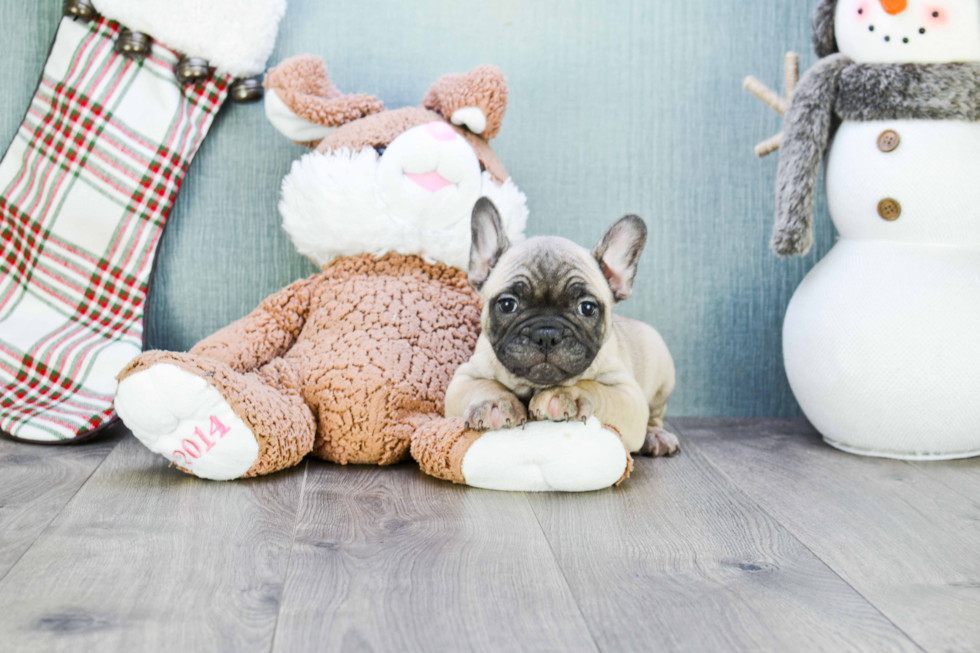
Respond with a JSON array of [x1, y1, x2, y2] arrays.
[[592, 215, 647, 303], [469, 197, 509, 290]]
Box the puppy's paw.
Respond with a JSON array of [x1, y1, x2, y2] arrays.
[[640, 427, 680, 457], [464, 397, 527, 431], [529, 386, 596, 423]]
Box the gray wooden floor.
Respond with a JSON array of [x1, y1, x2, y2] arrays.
[[1, 419, 977, 653]]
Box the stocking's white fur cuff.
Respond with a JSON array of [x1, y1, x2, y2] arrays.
[[92, 0, 287, 77]]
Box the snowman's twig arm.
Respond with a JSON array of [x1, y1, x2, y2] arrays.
[[755, 133, 783, 158], [784, 52, 799, 99], [744, 52, 800, 158], [772, 54, 850, 256], [744, 77, 789, 115]]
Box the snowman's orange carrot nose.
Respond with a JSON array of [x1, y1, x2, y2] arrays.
[[879, 0, 908, 14]]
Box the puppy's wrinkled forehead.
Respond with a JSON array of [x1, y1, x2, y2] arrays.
[[484, 236, 610, 302]]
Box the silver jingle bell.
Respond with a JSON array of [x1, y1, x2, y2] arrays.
[[116, 29, 152, 58], [176, 57, 210, 85], [63, 0, 97, 21], [230, 77, 264, 104]]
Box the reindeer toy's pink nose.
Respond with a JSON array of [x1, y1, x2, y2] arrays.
[[426, 121, 458, 141], [879, 0, 908, 14]]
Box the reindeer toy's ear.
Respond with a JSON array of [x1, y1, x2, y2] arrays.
[[423, 65, 508, 140], [264, 55, 385, 145]]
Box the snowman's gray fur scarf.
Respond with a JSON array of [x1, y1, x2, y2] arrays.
[[813, 0, 839, 59], [773, 55, 980, 256]]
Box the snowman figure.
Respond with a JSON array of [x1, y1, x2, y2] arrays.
[[749, 0, 980, 459]]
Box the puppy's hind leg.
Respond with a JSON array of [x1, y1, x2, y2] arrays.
[[639, 404, 680, 458], [641, 427, 680, 457]]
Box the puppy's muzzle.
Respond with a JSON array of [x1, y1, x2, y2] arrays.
[[530, 326, 563, 353]]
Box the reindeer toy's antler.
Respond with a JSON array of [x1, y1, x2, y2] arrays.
[[744, 52, 800, 158]]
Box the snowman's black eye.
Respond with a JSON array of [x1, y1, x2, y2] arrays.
[[870, 25, 875, 31], [933, 11, 940, 17], [920, 28, 926, 34], [858, 8, 863, 14], [903, 37, 909, 43]]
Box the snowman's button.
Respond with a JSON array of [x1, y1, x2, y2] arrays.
[[878, 198, 902, 221], [877, 130, 901, 153]]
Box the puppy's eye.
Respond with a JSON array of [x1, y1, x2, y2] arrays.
[[497, 298, 518, 314], [579, 302, 598, 317]]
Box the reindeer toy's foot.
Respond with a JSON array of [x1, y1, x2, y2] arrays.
[[411, 417, 633, 492], [116, 352, 316, 481]]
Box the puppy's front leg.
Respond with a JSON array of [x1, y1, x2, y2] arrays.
[[445, 374, 527, 430], [530, 380, 649, 452]]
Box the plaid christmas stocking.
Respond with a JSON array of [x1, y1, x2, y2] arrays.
[[0, 1, 286, 442]]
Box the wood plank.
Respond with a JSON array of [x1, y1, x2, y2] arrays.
[[679, 418, 980, 653], [272, 461, 599, 653], [909, 458, 980, 505], [0, 426, 123, 580], [527, 422, 922, 653], [0, 433, 306, 652]]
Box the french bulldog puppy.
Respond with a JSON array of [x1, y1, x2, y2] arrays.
[[445, 198, 679, 456]]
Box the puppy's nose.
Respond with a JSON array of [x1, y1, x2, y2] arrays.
[[531, 327, 563, 352]]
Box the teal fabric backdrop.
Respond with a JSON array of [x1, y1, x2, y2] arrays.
[[0, 1, 836, 417]]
